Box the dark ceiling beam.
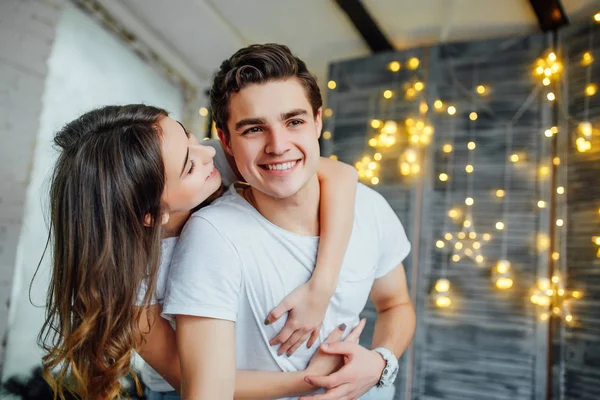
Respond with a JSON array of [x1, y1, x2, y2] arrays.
[[333, 0, 394, 53], [528, 0, 569, 32]]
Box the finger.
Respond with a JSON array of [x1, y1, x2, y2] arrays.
[[287, 332, 311, 356], [344, 318, 366, 342], [307, 329, 319, 348], [278, 330, 305, 356], [304, 367, 351, 390], [269, 326, 295, 347], [298, 383, 352, 400], [320, 341, 358, 356], [266, 298, 292, 325], [323, 323, 347, 344]]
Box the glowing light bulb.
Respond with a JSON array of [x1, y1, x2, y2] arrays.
[[407, 57, 420, 70], [436, 296, 451, 308], [328, 80, 337, 90], [470, 112, 478, 121], [476, 85, 486, 94], [435, 279, 450, 292], [371, 119, 382, 129], [582, 52, 594, 66], [322, 131, 332, 140], [547, 92, 556, 101], [556, 219, 564, 227], [496, 222, 505, 230], [538, 200, 547, 208], [465, 197, 474, 206], [585, 83, 597, 96], [439, 173, 448, 182], [371, 177, 379, 185], [465, 165, 474, 173], [199, 107, 209, 116], [496, 189, 505, 198], [443, 144, 453, 153], [510, 154, 519, 163], [468, 141, 476, 150], [434, 100, 444, 110], [436, 240, 445, 248], [557, 186, 565, 195], [447, 106, 456, 115], [496, 277, 513, 290], [383, 90, 393, 99], [388, 61, 401, 72]]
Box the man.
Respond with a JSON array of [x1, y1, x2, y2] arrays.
[[163, 44, 415, 399]]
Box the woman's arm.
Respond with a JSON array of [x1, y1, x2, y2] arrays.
[[176, 315, 236, 399], [266, 158, 358, 355], [138, 310, 358, 399]]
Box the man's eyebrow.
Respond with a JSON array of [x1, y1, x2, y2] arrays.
[[235, 117, 267, 131], [281, 109, 308, 120]]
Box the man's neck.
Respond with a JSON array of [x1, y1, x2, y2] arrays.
[[246, 175, 321, 236]]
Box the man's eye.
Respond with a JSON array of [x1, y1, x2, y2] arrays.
[[289, 120, 303, 126], [244, 127, 262, 135]]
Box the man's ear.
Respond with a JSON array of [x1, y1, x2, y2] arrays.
[[143, 212, 170, 227], [218, 129, 233, 156], [315, 107, 323, 138]]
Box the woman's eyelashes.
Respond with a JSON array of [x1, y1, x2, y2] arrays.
[[187, 159, 195, 175]]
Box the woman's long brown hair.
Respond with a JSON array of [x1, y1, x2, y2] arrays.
[[38, 104, 169, 399]]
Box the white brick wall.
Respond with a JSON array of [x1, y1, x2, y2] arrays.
[[0, 0, 65, 379]]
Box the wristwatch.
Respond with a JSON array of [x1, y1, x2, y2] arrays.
[[372, 347, 399, 387]]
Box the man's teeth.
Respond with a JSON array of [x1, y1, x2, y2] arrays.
[[266, 161, 296, 171]]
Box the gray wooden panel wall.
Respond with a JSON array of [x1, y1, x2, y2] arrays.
[[323, 31, 571, 400], [561, 20, 600, 400]]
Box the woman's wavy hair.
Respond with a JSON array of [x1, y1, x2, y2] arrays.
[[38, 104, 169, 399]]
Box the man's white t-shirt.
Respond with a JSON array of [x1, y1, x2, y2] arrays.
[[135, 138, 235, 392], [162, 183, 411, 398]]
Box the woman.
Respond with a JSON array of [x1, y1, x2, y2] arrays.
[[39, 104, 359, 399]]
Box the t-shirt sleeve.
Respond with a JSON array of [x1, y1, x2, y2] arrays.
[[373, 192, 411, 279], [162, 215, 242, 322], [204, 138, 237, 187]]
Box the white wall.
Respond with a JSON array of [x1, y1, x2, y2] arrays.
[[0, 0, 66, 379], [2, 3, 184, 382]]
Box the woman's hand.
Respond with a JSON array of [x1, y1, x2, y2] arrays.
[[266, 280, 336, 356], [304, 319, 366, 378]]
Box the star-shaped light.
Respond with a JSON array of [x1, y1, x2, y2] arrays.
[[439, 210, 492, 265], [530, 274, 582, 324]]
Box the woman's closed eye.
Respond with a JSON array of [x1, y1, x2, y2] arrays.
[[187, 159, 195, 175]]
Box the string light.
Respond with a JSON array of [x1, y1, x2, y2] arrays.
[[329, 154, 338, 160], [324, 108, 334, 117], [439, 173, 449, 182], [447, 106, 457, 115], [322, 131, 332, 140], [369, 120, 398, 148], [538, 200, 547, 208], [443, 144, 453, 153], [388, 61, 401, 72], [476, 85, 487, 95], [469, 112, 478, 121], [355, 155, 380, 185], [399, 149, 421, 176], [593, 236, 600, 258], [406, 117, 435, 146], [374, 152, 382, 161], [582, 51, 594, 66], [407, 57, 420, 70], [432, 278, 452, 308], [493, 260, 514, 290], [585, 83, 597, 96], [465, 197, 474, 206], [383, 90, 393, 99], [434, 100, 444, 110], [371, 119, 382, 129], [547, 92, 556, 101], [556, 219, 564, 227], [198, 107, 208, 116], [533, 51, 563, 90], [496, 222, 505, 230], [510, 154, 520, 163], [595, 12, 600, 22], [557, 186, 565, 195], [465, 165, 474, 173], [496, 189, 505, 198], [468, 141, 476, 150], [327, 80, 337, 90], [530, 275, 582, 324]]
